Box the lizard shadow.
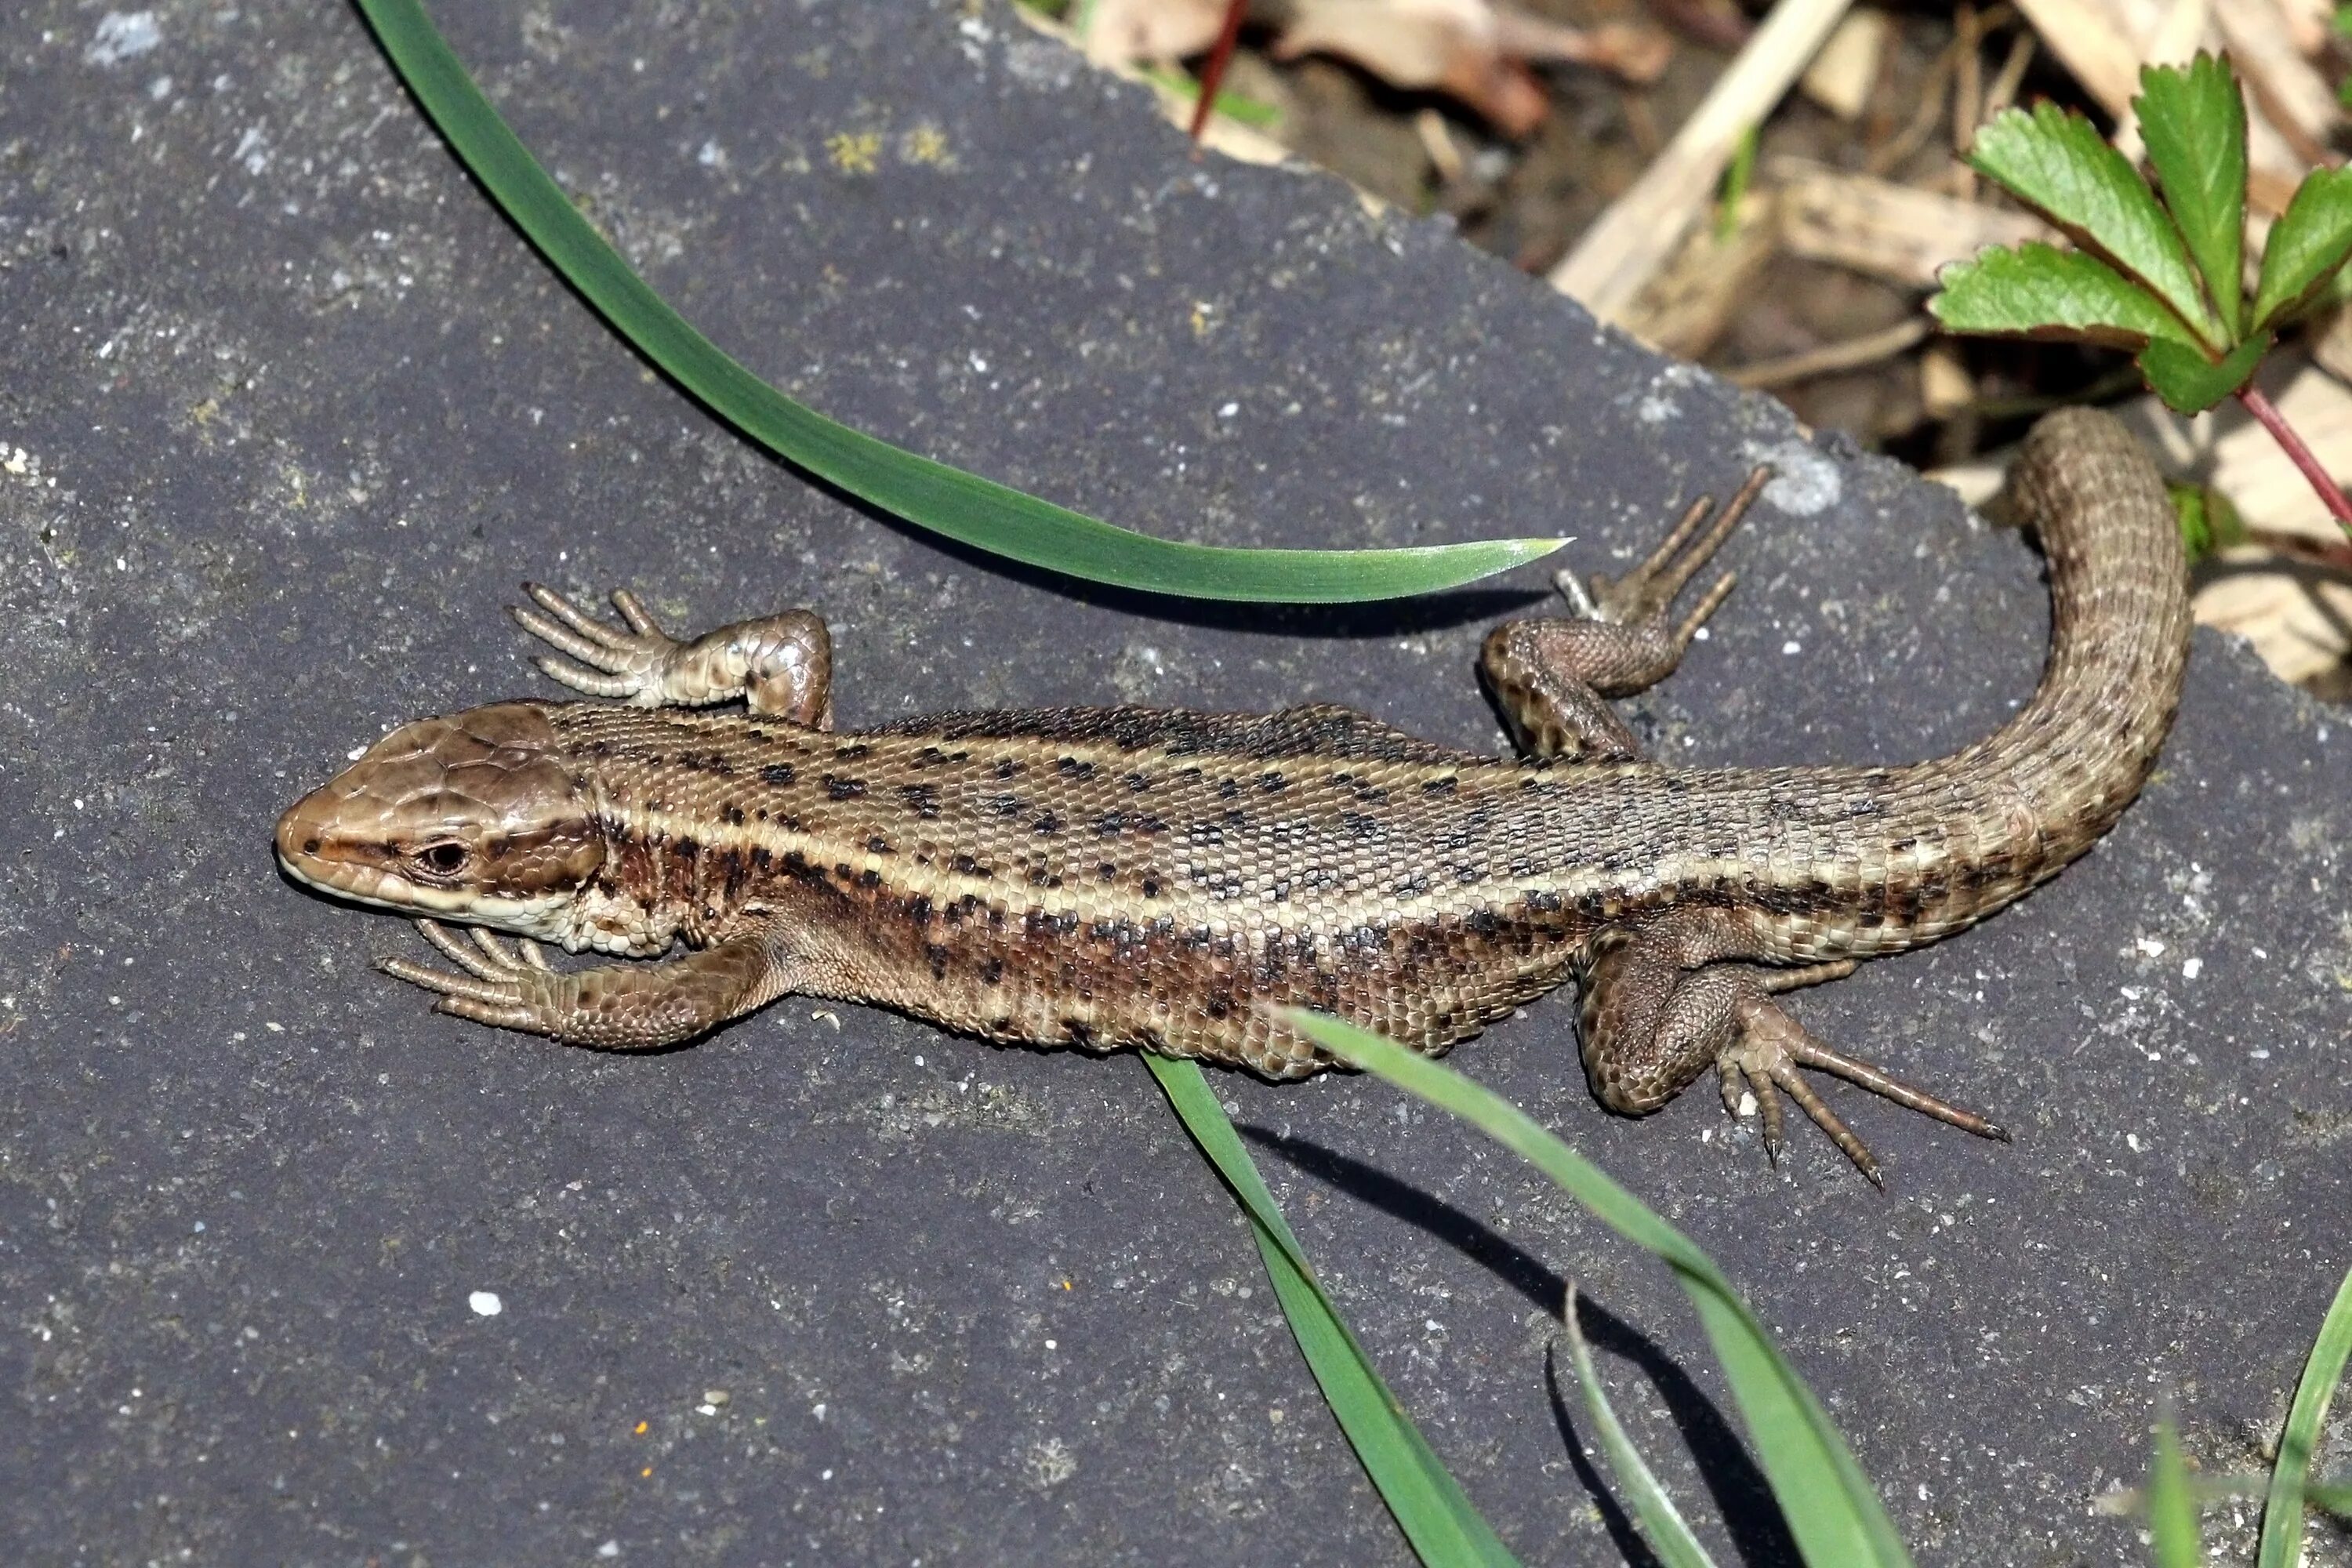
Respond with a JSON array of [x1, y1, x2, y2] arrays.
[[1242, 1129, 1803, 1568]]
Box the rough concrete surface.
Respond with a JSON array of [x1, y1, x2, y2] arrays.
[[3, 2, 2348, 1563]]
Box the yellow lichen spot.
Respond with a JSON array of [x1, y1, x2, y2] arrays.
[[641, 1465, 654, 1479], [633, 1420, 648, 1436], [902, 124, 951, 167], [826, 130, 883, 175], [1189, 302, 1215, 340]]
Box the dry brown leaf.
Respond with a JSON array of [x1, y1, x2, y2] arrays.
[[1798, 8, 1889, 121], [1080, 0, 1229, 67], [1010, 2, 1295, 166], [1621, 190, 1782, 355], [1273, 0, 1668, 136], [2194, 556, 2352, 687], [1550, 0, 1856, 321]]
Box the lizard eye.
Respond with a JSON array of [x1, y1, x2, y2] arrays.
[[412, 841, 470, 874]]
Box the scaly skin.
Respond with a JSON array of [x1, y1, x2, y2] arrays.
[[276, 408, 2189, 1181]]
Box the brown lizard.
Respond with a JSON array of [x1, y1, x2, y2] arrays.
[[274, 408, 2190, 1181]]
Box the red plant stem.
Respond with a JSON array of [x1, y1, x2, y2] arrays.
[[1188, 0, 1248, 149], [2237, 383, 2352, 541]]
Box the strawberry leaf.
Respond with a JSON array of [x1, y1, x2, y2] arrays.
[[2252, 166, 2352, 332], [1931, 244, 2201, 350], [2136, 54, 2248, 337], [1968, 103, 2223, 347]]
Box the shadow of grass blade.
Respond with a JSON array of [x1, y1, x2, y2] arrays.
[[2259, 1263, 2352, 1568], [352, 0, 1563, 604], [1145, 1057, 1522, 1568], [1285, 1009, 1913, 1568], [1562, 1285, 1719, 1568]]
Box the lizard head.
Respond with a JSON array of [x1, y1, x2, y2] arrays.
[[275, 701, 606, 940]]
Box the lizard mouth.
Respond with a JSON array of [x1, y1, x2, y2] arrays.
[[273, 800, 572, 935]]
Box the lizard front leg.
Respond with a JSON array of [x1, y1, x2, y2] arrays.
[[383, 920, 800, 1051], [510, 583, 833, 726]]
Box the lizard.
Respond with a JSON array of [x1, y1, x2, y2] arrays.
[[274, 407, 2190, 1183]]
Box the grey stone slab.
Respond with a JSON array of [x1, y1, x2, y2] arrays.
[[2, 2, 2346, 1563]]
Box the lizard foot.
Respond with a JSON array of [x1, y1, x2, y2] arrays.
[[1559, 465, 1768, 654], [381, 919, 557, 1033], [510, 582, 685, 703], [509, 581, 833, 721], [1715, 988, 2009, 1188]]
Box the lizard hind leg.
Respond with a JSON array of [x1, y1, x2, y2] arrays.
[[1479, 466, 1766, 761], [1577, 932, 2006, 1185], [511, 582, 834, 726]]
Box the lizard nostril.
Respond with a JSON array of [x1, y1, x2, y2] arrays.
[[303, 838, 321, 855]]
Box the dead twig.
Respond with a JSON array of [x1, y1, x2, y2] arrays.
[[1951, 4, 1984, 200], [1548, 0, 1855, 324], [1726, 318, 1933, 388], [1772, 155, 2056, 289]]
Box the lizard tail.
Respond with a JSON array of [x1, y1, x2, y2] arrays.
[[1959, 406, 2194, 875]]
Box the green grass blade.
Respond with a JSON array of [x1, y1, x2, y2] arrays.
[[351, 0, 1563, 604], [2147, 1417, 2205, 1568], [2258, 1263, 2352, 1568], [1560, 1286, 1721, 1568], [1145, 1056, 1523, 1568], [1288, 1010, 1913, 1568]]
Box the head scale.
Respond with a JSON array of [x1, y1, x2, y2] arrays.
[[274, 702, 604, 938]]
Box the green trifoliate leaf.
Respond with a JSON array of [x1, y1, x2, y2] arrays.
[[1968, 103, 2223, 347], [2252, 166, 2352, 332], [2136, 54, 2248, 336], [1931, 243, 2201, 350]]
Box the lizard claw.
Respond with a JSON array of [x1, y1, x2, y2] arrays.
[[510, 582, 684, 703], [1567, 466, 1768, 650], [1722, 988, 2005, 1186], [381, 919, 554, 1032]]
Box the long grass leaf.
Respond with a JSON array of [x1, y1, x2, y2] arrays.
[[2147, 1417, 2205, 1568], [1561, 1285, 1720, 1568], [351, 0, 1563, 603], [2258, 1263, 2352, 1568], [1288, 1010, 1912, 1568], [1145, 1057, 1521, 1567]]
